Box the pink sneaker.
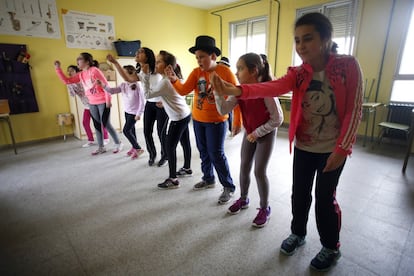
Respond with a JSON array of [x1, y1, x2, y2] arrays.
[[131, 149, 144, 159], [126, 148, 135, 156], [227, 198, 249, 215], [113, 143, 123, 154], [252, 206, 271, 228]]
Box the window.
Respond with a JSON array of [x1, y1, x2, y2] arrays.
[[390, 6, 414, 103], [293, 0, 358, 65], [229, 17, 267, 69]]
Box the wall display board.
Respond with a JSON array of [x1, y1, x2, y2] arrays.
[[0, 0, 61, 39], [62, 9, 115, 50], [0, 43, 39, 114]]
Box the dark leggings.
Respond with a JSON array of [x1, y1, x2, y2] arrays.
[[123, 112, 141, 150], [143, 101, 168, 160], [239, 130, 276, 208], [163, 115, 192, 179], [291, 147, 345, 250]]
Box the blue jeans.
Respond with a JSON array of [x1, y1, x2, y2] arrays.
[[193, 120, 235, 190]]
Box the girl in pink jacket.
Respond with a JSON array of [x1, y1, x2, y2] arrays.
[[211, 12, 363, 272], [55, 53, 122, 155]]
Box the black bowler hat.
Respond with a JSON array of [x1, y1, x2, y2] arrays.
[[189, 35, 221, 56]]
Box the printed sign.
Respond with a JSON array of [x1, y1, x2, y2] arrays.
[[62, 9, 115, 50], [0, 0, 61, 39]]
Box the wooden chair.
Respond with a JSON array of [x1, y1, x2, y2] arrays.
[[0, 99, 17, 154]]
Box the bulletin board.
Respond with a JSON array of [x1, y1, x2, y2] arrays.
[[61, 9, 116, 50], [0, 0, 61, 39], [0, 43, 39, 114]]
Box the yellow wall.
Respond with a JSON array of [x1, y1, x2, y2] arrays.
[[0, 0, 206, 145], [1, 0, 413, 146]]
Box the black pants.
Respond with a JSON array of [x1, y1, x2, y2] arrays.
[[123, 112, 141, 150], [162, 115, 192, 179], [143, 101, 168, 161], [291, 147, 345, 250]]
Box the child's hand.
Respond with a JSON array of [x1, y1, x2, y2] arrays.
[[246, 132, 257, 143], [210, 72, 241, 96], [156, 101, 163, 108], [106, 102, 112, 108], [165, 65, 177, 82], [54, 60, 61, 68], [106, 54, 116, 63]]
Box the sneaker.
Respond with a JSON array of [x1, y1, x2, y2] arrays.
[[82, 141, 94, 148], [126, 148, 135, 156], [91, 147, 106, 155], [218, 187, 234, 204], [280, 234, 306, 256], [157, 178, 180, 189], [176, 167, 193, 177], [148, 158, 155, 166], [157, 158, 168, 167], [227, 198, 250, 214], [193, 180, 216, 190], [310, 247, 341, 271], [252, 206, 271, 228], [131, 149, 144, 159], [113, 143, 123, 154], [104, 139, 110, 145]]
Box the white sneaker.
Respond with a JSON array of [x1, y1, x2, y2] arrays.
[[113, 143, 123, 154], [82, 141, 95, 148], [104, 139, 110, 145]]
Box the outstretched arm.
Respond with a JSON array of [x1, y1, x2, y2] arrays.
[[210, 72, 242, 97], [106, 54, 138, 83]]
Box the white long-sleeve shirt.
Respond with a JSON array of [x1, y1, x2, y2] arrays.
[[143, 74, 190, 121]]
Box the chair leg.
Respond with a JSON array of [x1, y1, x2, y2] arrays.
[[5, 117, 17, 154]]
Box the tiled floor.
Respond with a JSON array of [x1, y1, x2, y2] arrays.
[[0, 127, 413, 275]]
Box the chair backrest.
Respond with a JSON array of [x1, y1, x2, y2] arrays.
[[0, 99, 10, 114]]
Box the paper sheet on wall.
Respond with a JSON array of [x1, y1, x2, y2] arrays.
[[62, 9, 115, 50], [0, 0, 61, 39]]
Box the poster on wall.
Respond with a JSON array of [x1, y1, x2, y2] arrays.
[[0, 0, 61, 39], [62, 9, 115, 50]]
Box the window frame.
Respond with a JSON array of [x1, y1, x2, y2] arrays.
[[229, 16, 268, 69], [390, 5, 414, 103], [293, 0, 358, 65]]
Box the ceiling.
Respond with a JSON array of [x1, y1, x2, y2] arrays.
[[166, 0, 242, 10]]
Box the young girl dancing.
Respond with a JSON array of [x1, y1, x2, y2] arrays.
[[99, 65, 145, 159], [214, 53, 283, 227], [66, 65, 109, 147], [54, 52, 122, 155], [143, 50, 192, 189]]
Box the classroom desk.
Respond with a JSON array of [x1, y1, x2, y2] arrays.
[[362, 102, 382, 147]]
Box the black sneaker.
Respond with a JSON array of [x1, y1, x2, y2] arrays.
[[280, 234, 306, 256], [157, 178, 180, 189], [148, 158, 155, 166], [310, 247, 341, 271], [176, 167, 193, 177], [157, 158, 168, 167]]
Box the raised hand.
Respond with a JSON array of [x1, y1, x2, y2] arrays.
[[106, 54, 116, 64], [165, 65, 177, 82], [54, 60, 61, 68], [210, 72, 242, 96]]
